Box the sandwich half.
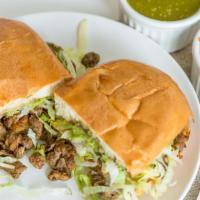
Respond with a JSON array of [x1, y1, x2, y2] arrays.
[[52, 60, 192, 199], [0, 18, 70, 178]]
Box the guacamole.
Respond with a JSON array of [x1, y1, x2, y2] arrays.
[[127, 0, 200, 21]]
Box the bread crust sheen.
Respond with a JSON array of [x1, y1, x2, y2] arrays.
[[0, 18, 70, 107], [55, 60, 192, 175]]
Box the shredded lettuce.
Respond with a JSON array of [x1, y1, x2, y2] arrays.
[[0, 157, 17, 164], [50, 118, 71, 132], [64, 48, 86, 77], [32, 144, 45, 157], [0, 156, 17, 170], [83, 185, 138, 200], [4, 97, 53, 118], [27, 129, 37, 147], [5, 109, 20, 117], [47, 20, 89, 78], [62, 19, 88, 78], [131, 147, 178, 198], [40, 99, 56, 120], [83, 185, 133, 195], [73, 167, 91, 191], [38, 114, 58, 136]]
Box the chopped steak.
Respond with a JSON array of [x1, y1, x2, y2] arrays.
[[90, 164, 108, 186], [11, 116, 29, 134], [48, 170, 70, 181], [46, 151, 61, 168], [29, 152, 45, 169], [0, 122, 7, 141], [45, 137, 57, 152], [46, 139, 76, 181], [81, 52, 100, 68], [0, 141, 6, 150], [172, 128, 190, 159], [2, 161, 27, 179], [14, 146, 25, 159], [5, 132, 33, 158], [99, 191, 121, 200], [2, 115, 17, 130], [29, 114, 44, 139], [21, 135, 33, 149], [5, 133, 22, 152]]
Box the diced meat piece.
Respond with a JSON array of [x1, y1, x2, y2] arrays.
[[29, 153, 45, 169], [21, 135, 33, 150], [4, 161, 27, 179], [48, 170, 70, 181], [90, 163, 108, 186], [0, 141, 6, 150], [5, 132, 33, 158], [2, 115, 17, 129], [29, 114, 44, 139], [14, 146, 25, 159], [0, 122, 7, 141], [54, 139, 76, 157], [5, 133, 22, 152], [99, 191, 121, 200], [46, 139, 76, 181], [47, 151, 61, 169], [45, 137, 57, 152], [172, 128, 190, 159], [10, 116, 29, 134], [55, 157, 67, 170], [81, 52, 100, 68]]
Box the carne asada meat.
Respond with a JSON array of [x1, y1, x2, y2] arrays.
[[29, 114, 44, 139], [48, 170, 70, 181], [5, 132, 33, 158], [172, 128, 190, 159], [0, 122, 7, 141], [29, 152, 45, 169], [46, 139, 76, 181]]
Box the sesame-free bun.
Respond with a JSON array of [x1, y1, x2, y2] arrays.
[[55, 60, 192, 175], [0, 18, 70, 113]]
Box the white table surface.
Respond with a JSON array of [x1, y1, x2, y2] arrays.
[[0, 0, 199, 199]]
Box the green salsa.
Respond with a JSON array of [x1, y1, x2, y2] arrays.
[[127, 0, 200, 21]]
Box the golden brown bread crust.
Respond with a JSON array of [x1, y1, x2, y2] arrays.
[[0, 18, 70, 107], [55, 60, 192, 175]]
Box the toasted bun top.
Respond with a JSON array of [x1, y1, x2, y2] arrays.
[[55, 60, 192, 175], [0, 18, 70, 107]]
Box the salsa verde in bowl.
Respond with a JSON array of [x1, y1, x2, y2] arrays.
[[119, 0, 200, 52], [127, 0, 200, 21]]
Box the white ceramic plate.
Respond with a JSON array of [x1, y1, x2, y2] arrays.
[[0, 12, 199, 200]]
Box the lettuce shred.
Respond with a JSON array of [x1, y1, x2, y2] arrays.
[[4, 97, 54, 118], [47, 19, 88, 78], [49, 115, 180, 199], [32, 144, 45, 157]]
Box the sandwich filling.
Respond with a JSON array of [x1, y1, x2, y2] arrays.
[[0, 96, 190, 199]]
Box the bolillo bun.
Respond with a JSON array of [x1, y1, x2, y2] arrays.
[[0, 18, 71, 114], [55, 60, 192, 175]]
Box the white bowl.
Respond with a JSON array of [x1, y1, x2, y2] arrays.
[[192, 29, 200, 99], [119, 0, 200, 52]]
